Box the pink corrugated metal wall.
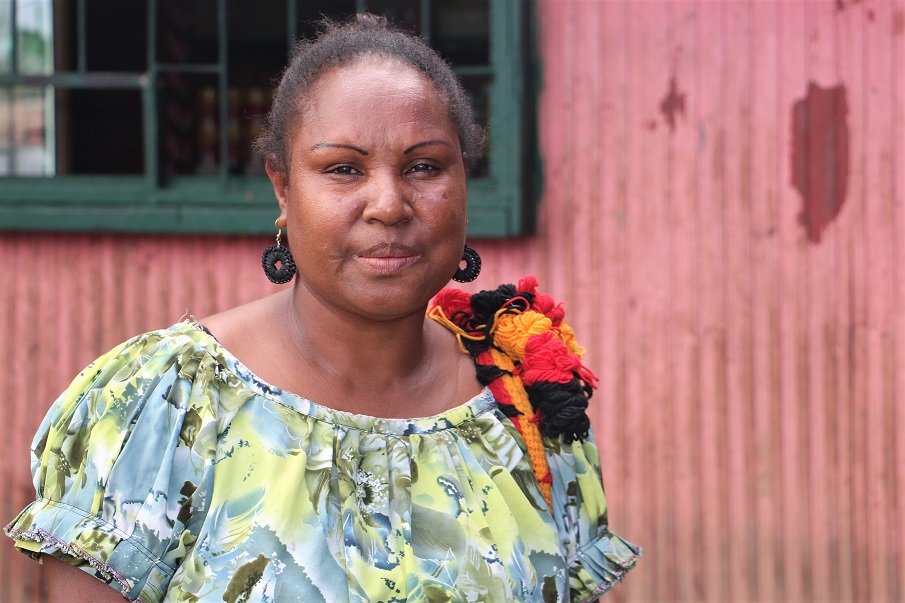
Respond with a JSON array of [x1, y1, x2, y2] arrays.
[[2, 1, 903, 601]]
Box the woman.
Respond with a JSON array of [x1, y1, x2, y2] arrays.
[[5, 14, 638, 602]]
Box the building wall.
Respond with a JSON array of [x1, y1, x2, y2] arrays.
[[2, 0, 904, 600]]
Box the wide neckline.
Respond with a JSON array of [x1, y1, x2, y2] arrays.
[[170, 321, 498, 435]]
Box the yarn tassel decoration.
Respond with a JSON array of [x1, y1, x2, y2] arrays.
[[428, 276, 599, 512]]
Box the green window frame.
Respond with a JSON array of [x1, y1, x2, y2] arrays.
[[0, 0, 537, 237]]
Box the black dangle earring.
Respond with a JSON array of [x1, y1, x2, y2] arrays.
[[453, 244, 481, 283], [261, 226, 297, 284]]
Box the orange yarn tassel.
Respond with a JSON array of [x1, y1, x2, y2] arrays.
[[488, 348, 554, 511]]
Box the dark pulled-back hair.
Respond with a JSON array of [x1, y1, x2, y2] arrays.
[[254, 13, 487, 176]]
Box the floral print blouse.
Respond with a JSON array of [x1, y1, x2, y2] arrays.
[[6, 321, 639, 602]]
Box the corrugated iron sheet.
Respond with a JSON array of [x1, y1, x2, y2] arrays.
[[2, 0, 903, 600]]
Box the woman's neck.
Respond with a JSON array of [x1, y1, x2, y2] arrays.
[[285, 284, 434, 387], [201, 286, 478, 417]]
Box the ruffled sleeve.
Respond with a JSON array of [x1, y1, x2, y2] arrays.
[[4, 327, 223, 602], [545, 429, 641, 602]]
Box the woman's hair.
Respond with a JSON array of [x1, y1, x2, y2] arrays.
[[254, 13, 487, 176]]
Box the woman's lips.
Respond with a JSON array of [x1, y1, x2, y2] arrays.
[[354, 243, 422, 274], [356, 255, 421, 273]]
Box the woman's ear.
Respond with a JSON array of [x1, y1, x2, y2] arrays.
[[266, 159, 289, 217]]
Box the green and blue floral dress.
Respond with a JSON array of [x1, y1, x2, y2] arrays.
[[6, 321, 639, 602]]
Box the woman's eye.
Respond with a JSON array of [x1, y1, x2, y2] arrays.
[[328, 165, 358, 175], [409, 163, 438, 174]]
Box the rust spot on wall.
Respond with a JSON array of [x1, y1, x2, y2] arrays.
[[894, 11, 904, 36], [659, 77, 686, 132], [790, 82, 849, 244]]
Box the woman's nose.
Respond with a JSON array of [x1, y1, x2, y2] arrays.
[[362, 173, 415, 225]]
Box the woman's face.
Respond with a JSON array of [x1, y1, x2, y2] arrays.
[[270, 57, 468, 322]]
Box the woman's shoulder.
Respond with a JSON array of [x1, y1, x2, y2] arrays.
[[198, 290, 288, 350], [40, 321, 232, 450], [62, 320, 224, 401]]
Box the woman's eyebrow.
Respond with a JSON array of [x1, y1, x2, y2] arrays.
[[404, 140, 450, 154], [311, 142, 369, 155]]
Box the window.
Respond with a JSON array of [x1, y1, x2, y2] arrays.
[[0, 0, 537, 236]]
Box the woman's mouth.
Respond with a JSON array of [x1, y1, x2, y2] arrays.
[[354, 243, 422, 274]]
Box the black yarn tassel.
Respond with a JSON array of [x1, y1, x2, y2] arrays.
[[525, 380, 592, 443]]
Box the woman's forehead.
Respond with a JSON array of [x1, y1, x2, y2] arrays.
[[311, 57, 441, 106], [291, 59, 457, 144]]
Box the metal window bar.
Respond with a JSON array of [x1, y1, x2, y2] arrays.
[[2, 87, 10, 175], [217, 0, 227, 184], [9, 0, 17, 76], [287, 0, 296, 53], [77, 0, 86, 73], [144, 0, 157, 189], [420, 0, 431, 45], [6, 0, 17, 174]]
